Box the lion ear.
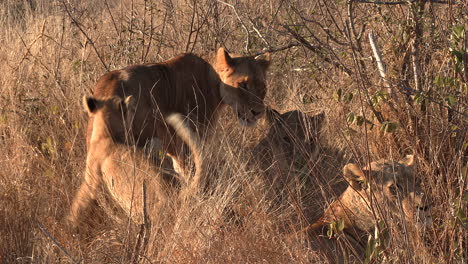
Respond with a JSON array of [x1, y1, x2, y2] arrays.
[[265, 107, 281, 124], [343, 163, 367, 191], [83, 96, 102, 114], [299, 111, 325, 137], [217, 47, 234, 71], [399, 154, 415, 175], [255, 52, 270, 71], [123, 96, 136, 112]]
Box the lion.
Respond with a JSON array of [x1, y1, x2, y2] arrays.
[[250, 108, 325, 197], [297, 155, 432, 262], [68, 95, 203, 228], [87, 48, 270, 175]]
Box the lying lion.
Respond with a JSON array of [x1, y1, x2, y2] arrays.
[[68, 95, 203, 228], [297, 155, 432, 262]]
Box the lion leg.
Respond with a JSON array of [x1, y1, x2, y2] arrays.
[[67, 173, 100, 229]]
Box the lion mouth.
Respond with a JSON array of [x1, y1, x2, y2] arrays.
[[237, 112, 258, 127]]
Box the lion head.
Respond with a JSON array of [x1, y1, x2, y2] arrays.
[[215, 48, 270, 127], [336, 155, 432, 231], [253, 109, 325, 174], [83, 95, 136, 145]]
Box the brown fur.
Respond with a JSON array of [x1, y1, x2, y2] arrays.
[[299, 155, 432, 262], [68, 96, 203, 228], [251, 108, 325, 195], [86, 48, 270, 173]]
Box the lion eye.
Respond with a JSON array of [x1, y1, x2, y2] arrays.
[[251, 110, 261, 116], [389, 183, 402, 195], [282, 136, 292, 145], [238, 82, 248, 90]]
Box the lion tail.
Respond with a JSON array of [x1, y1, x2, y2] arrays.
[[165, 113, 204, 191]]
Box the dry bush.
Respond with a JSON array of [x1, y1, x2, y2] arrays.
[[0, 0, 466, 263]]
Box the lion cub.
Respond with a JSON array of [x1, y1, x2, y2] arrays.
[[251, 108, 325, 195], [68, 96, 202, 228]]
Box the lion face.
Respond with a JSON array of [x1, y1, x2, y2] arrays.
[[83, 95, 136, 144], [254, 109, 325, 171], [216, 48, 270, 127], [343, 155, 432, 229]]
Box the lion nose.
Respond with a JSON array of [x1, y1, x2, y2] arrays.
[[418, 205, 430, 211], [251, 110, 262, 116]]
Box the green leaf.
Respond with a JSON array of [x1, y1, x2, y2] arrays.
[[380, 121, 398, 133], [434, 75, 443, 87], [414, 93, 424, 104], [344, 92, 353, 103], [451, 49, 464, 62], [347, 112, 355, 124], [0, 115, 6, 125], [355, 115, 365, 126], [327, 227, 333, 239], [447, 96, 458, 106], [334, 88, 342, 102], [338, 219, 345, 231], [452, 25, 465, 41]]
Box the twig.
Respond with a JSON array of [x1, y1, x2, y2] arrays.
[[251, 42, 301, 57], [290, 5, 348, 46], [60, 0, 109, 71], [104, 0, 121, 39], [248, 18, 270, 48], [131, 180, 151, 264], [284, 25, 353, 76], [410, 1, 424, 93], [37, 223, 80, 264], [352, 0, 451, 5], [216, 0, 251, 52], [369, 31, 399, 103], [16, 31, 66, 98], [144, 1, 155, 62], [185, 0, 198, 53]]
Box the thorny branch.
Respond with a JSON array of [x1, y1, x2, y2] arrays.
[[369, 31, 400, 103], [251, 42, 300, 57], [352, 0, 452, 5], [216, 0, 251, 52], [38, 223, 80, 264], [60, 0, 110, 71], [283, 25, 353, 76]]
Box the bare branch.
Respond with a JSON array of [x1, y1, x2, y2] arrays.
[[352, 0, 451, 5], [248, 18, 270, 48], [60, 0, 109, 71], [131, 180, 151, 264], [369, 31, 400, 103], [251, 42, 301, 57], [38, 223, 80, 264], [216, 0, 251, 52], [283, 25, 353, 76], [368, 32, 387, 78]]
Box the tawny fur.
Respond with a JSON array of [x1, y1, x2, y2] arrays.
[[251, 108, 325, 195], [68, 96, 203, 227], [86, 48, 270, 173], [298, 155, 432, 262]]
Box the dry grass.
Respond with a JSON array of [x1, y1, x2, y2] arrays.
[[0, 0, 466, 263]]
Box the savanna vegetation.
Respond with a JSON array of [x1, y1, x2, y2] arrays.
[[0, 0, 466, 263]]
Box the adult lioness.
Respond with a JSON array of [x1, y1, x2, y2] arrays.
[[297, 155, 432, 262], [87, 48, 270, 173], [68, 96, 203, 227]]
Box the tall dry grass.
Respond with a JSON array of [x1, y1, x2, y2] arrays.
[[0, 0, 466, 263]]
